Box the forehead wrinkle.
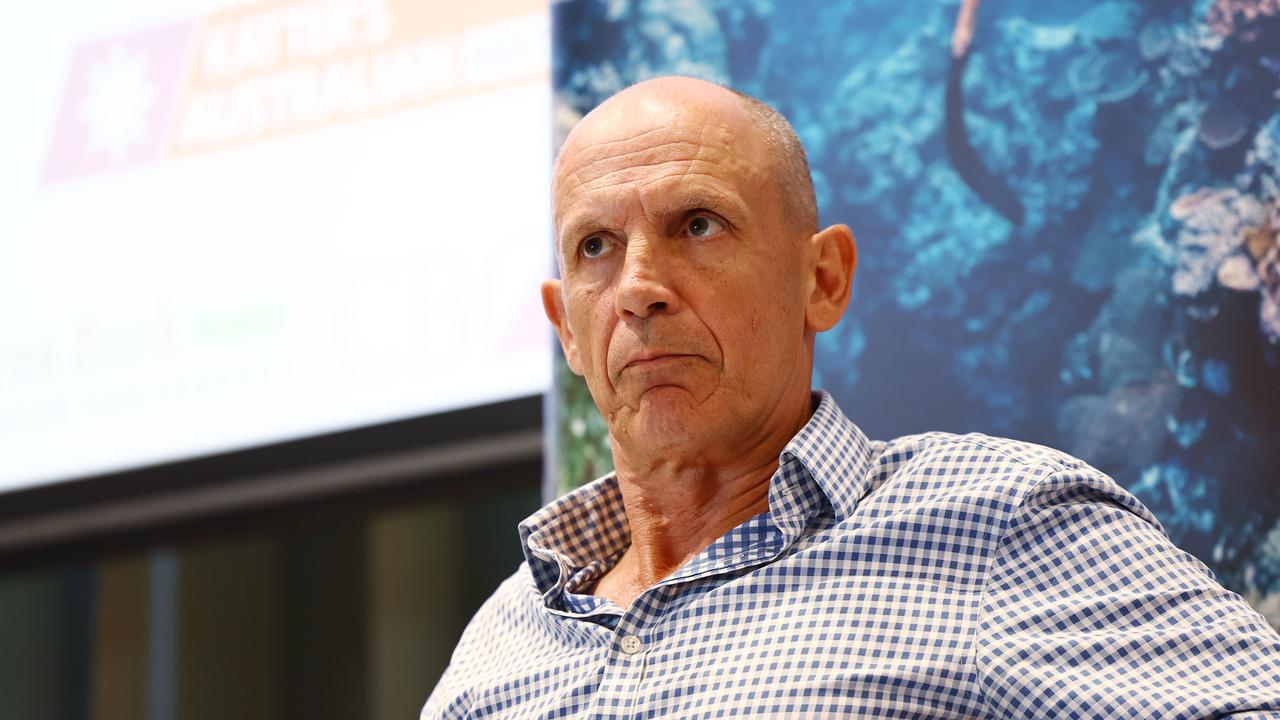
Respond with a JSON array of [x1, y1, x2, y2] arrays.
[[573, 123, 673, 156], [632, 172, 750, 219], [578, 135, 706, 169], [554, 110, 769, 240], [566, 138, 716, 190], [554, 160, 678, 238], [574, 137, 703, 172], [571, 128, 758, 200], [563, 113, 736, 179], [576, 157, 720, 196], [570, 165, 748, 218]]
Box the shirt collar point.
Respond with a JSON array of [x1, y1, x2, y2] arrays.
[[781, 390, 876, 522]]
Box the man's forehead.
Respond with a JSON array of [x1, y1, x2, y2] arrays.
[[561, 81, 764, 169], [555, 109, 767, 219], [559, 121, 736, 188]]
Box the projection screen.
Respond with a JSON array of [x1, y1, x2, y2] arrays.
[[0, 0, 552, 493]]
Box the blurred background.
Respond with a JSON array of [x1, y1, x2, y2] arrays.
[[3, 0, 1278, 718], [2, 1, 550, 718]]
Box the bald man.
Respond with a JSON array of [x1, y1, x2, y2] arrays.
[[423, 78, 1280, 719]]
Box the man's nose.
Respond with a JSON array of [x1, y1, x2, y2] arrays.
[[614, 238, 678, 320]]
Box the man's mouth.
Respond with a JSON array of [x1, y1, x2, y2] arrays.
[[623, 353, 697, 371]]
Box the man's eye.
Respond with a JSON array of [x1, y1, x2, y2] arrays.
[[686, 214, 725, 238], [580, 235, 613, 258]]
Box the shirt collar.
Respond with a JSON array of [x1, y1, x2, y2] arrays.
[[781, 390, 876, 523], [519, 473, 629, 607], [519, 390, 876, 602]]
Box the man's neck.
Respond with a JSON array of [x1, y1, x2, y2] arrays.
[[593, 391, 814, 608]]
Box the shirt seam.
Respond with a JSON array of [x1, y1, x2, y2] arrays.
[[970, 462, 1060, 719]]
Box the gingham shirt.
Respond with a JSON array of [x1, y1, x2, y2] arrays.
[[424, 392, 1280, 718]]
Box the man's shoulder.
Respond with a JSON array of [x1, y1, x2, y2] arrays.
[[873, 429, 1092, 475], [449, 565, 533, 647], [424, 565, 535, 717], [858, 428, 1151, 523]]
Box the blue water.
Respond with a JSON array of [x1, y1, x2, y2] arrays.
[[552, 0, 1280, 621]]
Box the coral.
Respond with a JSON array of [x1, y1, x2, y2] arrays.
[[1245, 217, 1278, 260], [1078, 259, 1172, 393], [1057, 382, 1182, 477], [1258, 227, 1280, 341], [1139, 20, 1176, 61], [1170, 187, 1265, 296], [1217, 253, 1261, 289], [1068, 48, 1149, 104], [1206, 0, 1280, 42], [1077, 1, 1142, 43], [1167, 408, 1209, 447], [1130, 460, 1220, 543], [1245, 116, 1280, 198], [1170, 188, 1280, 342], [1238, 517, 1280, 628], [1198, 99, 1250, 150], [1144, 102, 1199, 167], [1098, 67, 1151, 104], [1166, 29, 1212, 78]]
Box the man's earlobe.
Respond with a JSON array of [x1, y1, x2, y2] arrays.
[[805, 224, 857, 333], [541, 280, 584, 375]]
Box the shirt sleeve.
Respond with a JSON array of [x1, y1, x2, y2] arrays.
[[975, 467, 1280, 719], [421, 662, 468, 720]]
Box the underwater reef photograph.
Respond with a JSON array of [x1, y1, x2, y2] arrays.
[[548, 0, 1280, 627]]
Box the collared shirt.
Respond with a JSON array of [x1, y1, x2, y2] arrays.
[[423, 392, 1280, 719]]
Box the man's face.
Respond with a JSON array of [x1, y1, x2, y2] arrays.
[[544, 85, 816, 457]]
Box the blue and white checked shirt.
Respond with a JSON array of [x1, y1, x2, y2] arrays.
[[424, 392, 1280, 718]]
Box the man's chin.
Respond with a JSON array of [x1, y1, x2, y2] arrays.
[[625, 386, 709, 446]]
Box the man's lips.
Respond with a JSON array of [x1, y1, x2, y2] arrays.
[[622, 353, 698, 371]]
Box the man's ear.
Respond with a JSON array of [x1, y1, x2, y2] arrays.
[[804, 224, 857, 333], [541, 279, 584, 375]]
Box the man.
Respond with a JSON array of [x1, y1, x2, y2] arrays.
[[424, 77, 1280, 718]]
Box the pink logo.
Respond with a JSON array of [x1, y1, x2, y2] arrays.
[[43, 20, 194, 182]]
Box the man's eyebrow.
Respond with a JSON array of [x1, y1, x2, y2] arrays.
[[658, 185, 749, 223], [557, 214, 603, 253]]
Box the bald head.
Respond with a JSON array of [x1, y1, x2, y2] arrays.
[[554, 77, 818, 241], [719, 86, 819, 231]]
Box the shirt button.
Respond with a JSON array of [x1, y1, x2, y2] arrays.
[[619, 634, 643, 655]]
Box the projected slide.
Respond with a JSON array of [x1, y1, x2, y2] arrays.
[[0, 0, 552, 490]]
